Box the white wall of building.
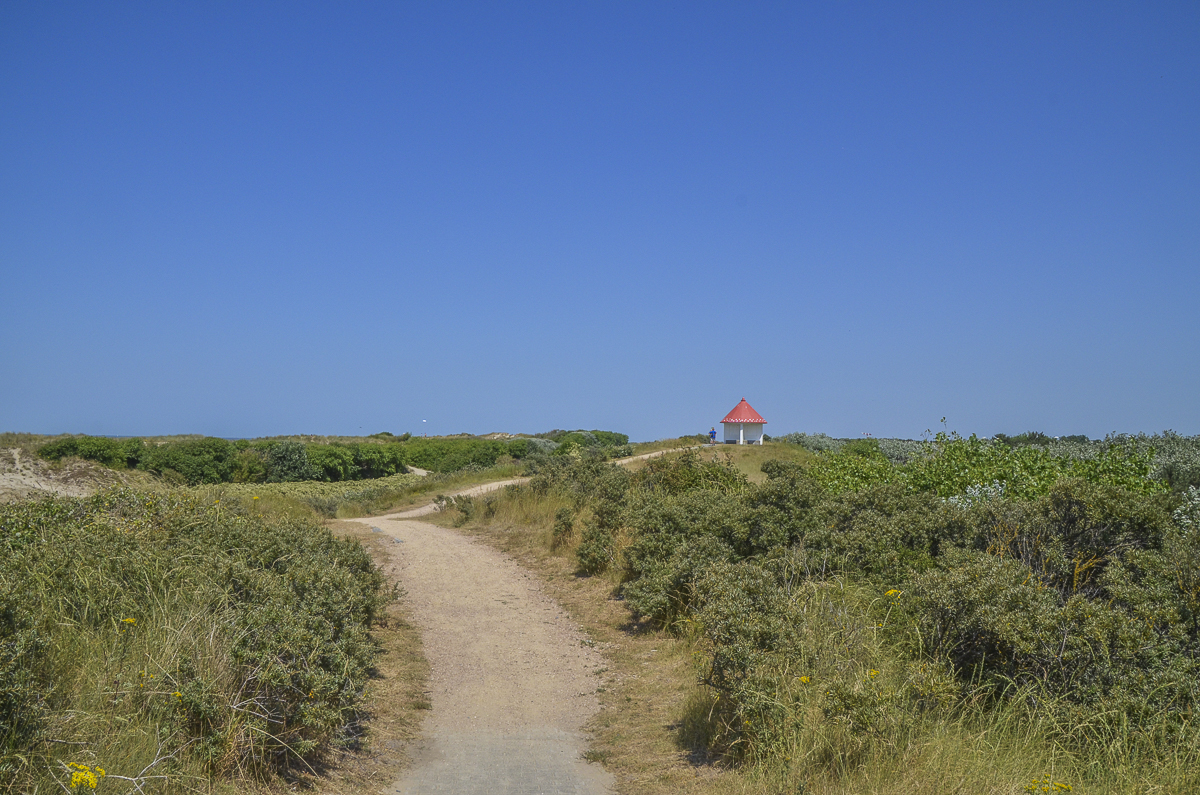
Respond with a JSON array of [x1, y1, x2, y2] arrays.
[[722, 422, 764, 444]]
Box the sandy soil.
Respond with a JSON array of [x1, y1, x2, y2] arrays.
[[0, 448, 136, 502], [345, 498, 614, 794]]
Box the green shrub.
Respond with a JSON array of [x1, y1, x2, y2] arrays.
[[802, 447, 901, 497], [803, 483, 965, 578], [266, 440, 319, 482], [304, 443, 408, 481], [551, 507, 575, 549], [0, 488, 390, 789], [623, 531, 735, 625], [474, 436, 1200, 782], [0, 584, 47, 760], [139, 438, 239, 484], [841, 437, 881, 457], [36, 435, 144, 468], [231, 448, 267, 482], [534, 429, 628, 446], [401, 438, 510, 473], [633, 449, 748, 496], [576, 523, 614, 574]]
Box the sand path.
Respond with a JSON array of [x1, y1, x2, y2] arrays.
[[345, 492, 612, 794], [341, 449, 691, 793]]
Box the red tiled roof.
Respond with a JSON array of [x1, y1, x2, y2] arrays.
[[721, 398, 766, 424]]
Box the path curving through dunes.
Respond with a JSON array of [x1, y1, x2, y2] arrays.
[[347, 491, 612, 795]]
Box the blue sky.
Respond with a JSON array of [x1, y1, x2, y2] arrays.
[[2, 2, 1197, 441]]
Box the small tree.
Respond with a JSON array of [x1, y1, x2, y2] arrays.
[[267, 441, 318, 482]]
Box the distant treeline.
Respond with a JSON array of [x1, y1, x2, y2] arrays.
[[36, 430, 631, 485]]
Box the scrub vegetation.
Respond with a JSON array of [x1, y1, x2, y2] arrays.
[[779, 429, 1200, 492], [442, 433, 1200, 795], [8, 427, 1199, 793], [31, 430, 632, 485], [0, 428, 632, 792], [0, 489, 392, 794]]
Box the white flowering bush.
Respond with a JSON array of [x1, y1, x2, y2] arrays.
[[946, 479, 1006, 508], [1175, 486, 1200, 536]]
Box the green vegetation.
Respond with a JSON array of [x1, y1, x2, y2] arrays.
[[196, 471, 425, 519], [33, 429, 634, 485], [456, 436, 1200, 793], [780, 429, 1200, 492], [688, 442, 815, 484], [36, 436, 411, 485], [0, 489, 391, 793], [630, 435, 708, 456]]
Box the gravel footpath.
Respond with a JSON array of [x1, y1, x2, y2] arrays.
[[347, 498, 613, 795]]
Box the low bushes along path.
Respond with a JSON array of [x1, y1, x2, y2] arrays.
[[346, 480, 612, 795]]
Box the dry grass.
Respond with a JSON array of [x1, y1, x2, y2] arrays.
[[0, 432, 54, 453], [188, 464, 526, 523], [630, 436, 708, 456], [696, 441, 816, 483]]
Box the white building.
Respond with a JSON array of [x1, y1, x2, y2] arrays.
[[721, 398, 767, 445]]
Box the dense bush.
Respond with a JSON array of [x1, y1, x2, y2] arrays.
[[0, 489, 390, 791], [38, 436, 412, 485], [401, 438, 511, 472], [266, 439, 319, 481], [138, 437, 240, 484], [778, 432, 926, 463], [534, 429, 629, 446], [779, 430, 1200, 486], [521, 441, 1200, 783], [36, 431, 632, 484], [36, 435, 145, 468], [800, 432, 1168, 500], [304, 442, 407, 481]]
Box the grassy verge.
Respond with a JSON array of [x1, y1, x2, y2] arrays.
[[191, 463, 525, 520], [630, 436, 707, 456]]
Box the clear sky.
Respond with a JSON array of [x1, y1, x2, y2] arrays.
[[2, 2, 1197, 441]]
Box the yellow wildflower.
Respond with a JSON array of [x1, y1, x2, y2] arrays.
[[66, 762, 103, 789]]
